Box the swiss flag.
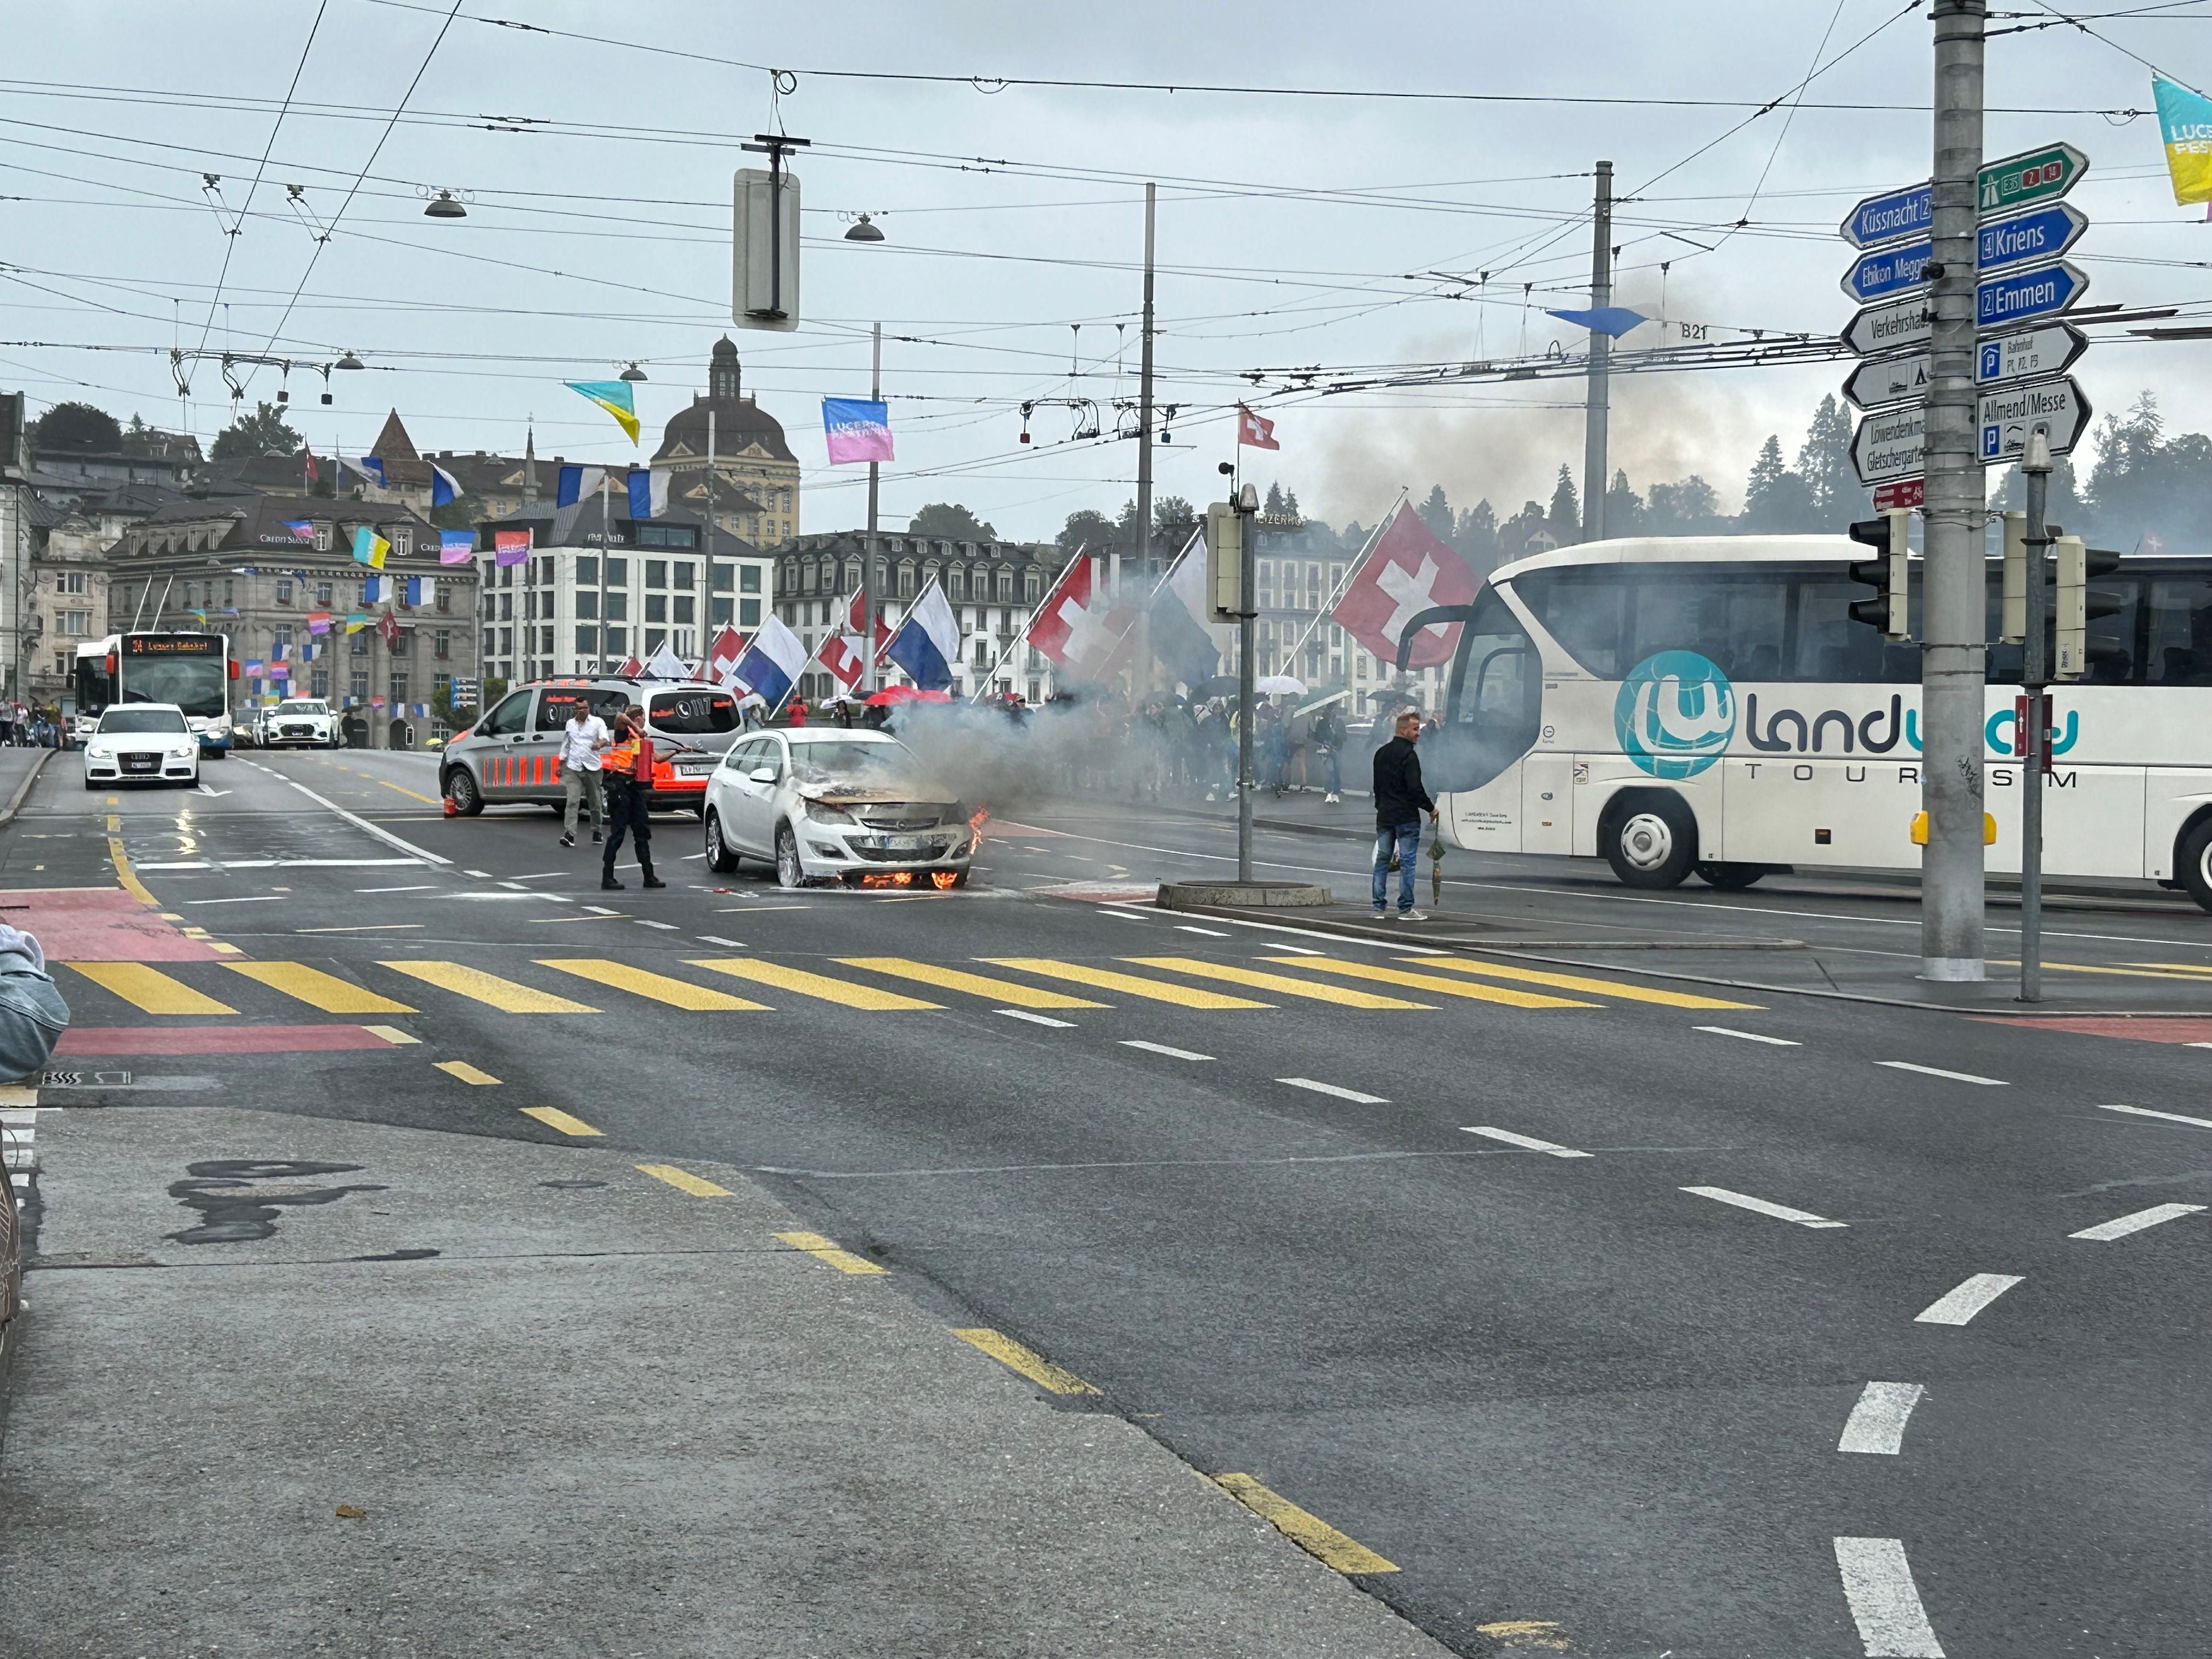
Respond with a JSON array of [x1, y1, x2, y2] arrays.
[[818, 631, 867, 689], [616, 654, 644, 678], [377, 610, 401, 652], [1237, 403, 1279, 451], [1331, 501, 1478, 669], [841, 590, 894, 660], [1028, 555, 1120, 678], [706, 624, 746, 687]]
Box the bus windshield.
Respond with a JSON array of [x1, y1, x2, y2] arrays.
[[121, 656, 226, 718]]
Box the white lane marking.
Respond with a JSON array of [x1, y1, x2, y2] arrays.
[[1175, 924, 1230, 937], [1121, 1040, 1212, 1062], [504, 871, 565, 881], [183, 895, 284, 906], [695, 935, 747, 948], [635, 919, 679, 931], [998, 1009, 1075, 1029], [2097, 1101, 2212, 1131], [262, 771, 453, 866], [464, 868, 493, 878], [583, 905, 622, 916], [1838, 1383, 1926, 1455], [498, 881, 527, 890], [136, 857, 424, 870], [1833, 1537, 1945, 1657], [1278, 1077, 1389, 1104], [450, 892, 569, 903], [1270, 944, 1324, 955], [2068, 1202, 2206, 1242], [296, 923, 424, 933], [1914, 1273, 2024, 1325], [1696, 1025, 1802, 1046], [1462, 1126, 1591, 1158], [2187, 1042, 2212, 1050], [357, 884, 437, 894], [1681, 1185, 1849, 1228], [1876, 1060, 2006, 1086]]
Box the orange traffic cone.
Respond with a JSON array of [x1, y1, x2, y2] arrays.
[[442, 794, 456, 817]]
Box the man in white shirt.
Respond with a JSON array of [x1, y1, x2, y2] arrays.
[[553, 702, 612, 848]]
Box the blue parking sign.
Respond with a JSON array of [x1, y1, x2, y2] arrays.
[[1979, 341, 2003, 380]]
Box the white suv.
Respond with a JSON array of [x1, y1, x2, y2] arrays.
[[264, 698, 340, 749]]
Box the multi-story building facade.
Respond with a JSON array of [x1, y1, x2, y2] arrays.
[[652, 337, 799, 549], [106, 493, 478, 741], [771, 531, 1078, 704], [471, 501, 768, 687], [1251, 517, 1447, 720], [26, 510, 110, 706]]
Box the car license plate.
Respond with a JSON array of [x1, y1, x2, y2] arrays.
[[122, 755, 156, 772], [883, 835, 924, 851]]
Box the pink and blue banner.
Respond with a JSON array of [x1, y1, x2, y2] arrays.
[[439, 530, 475, 565], [822, 397, 894, 465]]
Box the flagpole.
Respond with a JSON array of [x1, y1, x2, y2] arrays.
[[598, 475, 612, 675], [862, 323, 883, 699], [971, 544, 1084, 702]]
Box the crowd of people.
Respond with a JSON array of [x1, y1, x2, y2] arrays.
[[2, 703, 63, 748]]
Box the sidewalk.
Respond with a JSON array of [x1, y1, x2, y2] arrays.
[[0, 1105, 1454, 1659]]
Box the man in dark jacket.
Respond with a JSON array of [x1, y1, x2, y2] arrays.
[[1372, 709, 1437, 919]]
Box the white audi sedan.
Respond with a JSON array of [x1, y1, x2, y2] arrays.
[[82, 703, 201, 789], [702, 728, 974, 889]]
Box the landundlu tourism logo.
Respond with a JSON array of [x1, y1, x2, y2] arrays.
[[1616, 651, 1736, 778]]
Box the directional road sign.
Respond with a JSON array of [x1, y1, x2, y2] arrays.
[[1842, 240, 1936, 304], [1852, 404, 1928, 486], [1977, 204, 2087, 274], [1874, 478, 1924, 511], [1836, 143, 2089, 249], [1977, 321, 2087, 388], [1843, 295, 1933, 357], [1978, 376, 2091, 462], [1977, 261, 2090, 331], [1977, 142, 2088, 217], [1842, 321, 2089, 411], [1843, 353, 1933, 413]]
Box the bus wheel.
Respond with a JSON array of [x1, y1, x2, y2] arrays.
[[1694, 861, 1764, 891], [1604, 795, 1696, 890], [2177, 819, 2212, 914]]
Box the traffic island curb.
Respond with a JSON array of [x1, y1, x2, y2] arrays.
[[0, 749, 54, 830], [1158, 879, 1331, 910]]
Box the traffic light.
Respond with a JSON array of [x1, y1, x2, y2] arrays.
[[1847, 509, 1912, 640], [2053, 536, 2123, 682], [1205, 499, 1247, 624], [2001, 511, 2062, 646]]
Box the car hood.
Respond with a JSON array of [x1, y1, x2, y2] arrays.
[[789, 771, 958, 807]]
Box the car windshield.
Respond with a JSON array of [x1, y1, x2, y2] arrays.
[[98, 708, 188, 734], [786, 737, 910, 778], [275, 702, 325, 715]]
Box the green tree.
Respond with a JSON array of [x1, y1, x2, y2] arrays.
[[1795, 394, 1859, 521], [1647, 475, 1720, 533], [1604, 469, 1645, 537], [1058, 508, 1116, 553], [1417, 484, 1454, 541], [1547, 466, 1579, 539], [1499, 499, 1550, 558], [211, 401, 302, 461], [1283, 488, 1301, 519], [30, 400, 120, 454], [908, 501, 998, 541], [1455, 499, 1498, 568], [1263, 482, 1285, 516]]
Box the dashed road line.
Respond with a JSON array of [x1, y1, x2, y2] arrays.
[[998, 1008, 1075, 1028], [1876, 1060, 2006, 1086], [521, 1105, 602, 1137], [1462, 1126, 1590, 1158], [1278, 1077, 1388, 1104], [2068, 1202, 2205, 1242], [1174, 924, 1229, 937], [953, 1327, 1098, 1394], [774, 1229, 885, 1273], [1838, 1383, 1926, 1455], [1120, 1039, 1212, 1061], [1212, 1474, 1398, 1576], [1833, 1537, 1945, 1657], [435, 1060, 500, 1085], [1914, 1273, 2023, 1326], [2097, 1101, 2212, 1131], [1681, 1185, 1848, 1228], [638, 1163, 732, 1197], [1695, 1025, 1802, 1046]]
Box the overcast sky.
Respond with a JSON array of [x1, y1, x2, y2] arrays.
[[5, 1, 2210, 539]]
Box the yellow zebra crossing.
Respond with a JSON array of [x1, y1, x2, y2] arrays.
[[60, 952, 1732, 1023]]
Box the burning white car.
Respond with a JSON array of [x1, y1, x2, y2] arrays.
[[701, 729, 976, 889]]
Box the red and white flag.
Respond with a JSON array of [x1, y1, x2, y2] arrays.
[[1331, 501, 1478, 669], [840, 589, 894, 660], [615, 654, 644, 678], [817, 631, 867, 689], [1028, 555, 1125, 681], [1237, 403, 1279, 451], [706, 624, 746, 688]]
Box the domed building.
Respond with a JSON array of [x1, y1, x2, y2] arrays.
[[650, 337, 799, 548]]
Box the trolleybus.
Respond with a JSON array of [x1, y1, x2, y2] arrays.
[[71, 631, 236, 755]]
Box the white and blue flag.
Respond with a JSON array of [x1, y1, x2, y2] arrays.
[[626, 466, 671, 521], [430, 462, 462, 508], [732, 614, 811, 707], [885, 577, 961, 691], [556, 464, 607, 508]]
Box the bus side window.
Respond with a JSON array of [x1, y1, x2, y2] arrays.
[[1627, 567, 1787, 682], [1511, 567, 1627, 678], [1791, 572, 1896, 682], [2143, 576, 2212, 685]]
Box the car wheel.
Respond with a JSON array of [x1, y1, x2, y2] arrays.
[[775, 822, 805, 889], [1692, 861, 1765, 891], [2177, 817, 2212, 915], [705, 809, 740, 874], [81, 776, 97, 791], [445, 768, 485, 817], [1602, 793, 1697, 890]]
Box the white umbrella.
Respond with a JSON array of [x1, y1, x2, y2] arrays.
[[1255, 674, 1306, 696]]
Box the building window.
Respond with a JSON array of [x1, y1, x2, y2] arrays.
[[394, 529, 412, 557], [899, 564, 917, 599], [275, 580, 292, 606], [316, 582, 332, 606], [351, 630, 370, 656], [314, 526, 332, 552], [575, 624, 599, 656], [499, 627, 512, 655], [499, 594, 512, 622], [605, 593, 628, 622], [645, 594, 667, 624], [673, 561, 695, 590], [673, 596, 694, 626], [603, 626, 626, 654], [481, 628, 496, 655], [391, 674, 410, 707], [433, 630, 450, 660], [712, 562, 733, 592], [711, 596, 733, 627], [645, 629, 667, 654], [62, 571, 86, 595], [740, 598, 760, 628], [636, 526, 697, 550], [577, 555, 598, 586], [311, 670, 329, 698], [435, 587, 450, 613], [605, 557, 628, 586], [645, 560, 668, 590], [575, 591, 597, 621]]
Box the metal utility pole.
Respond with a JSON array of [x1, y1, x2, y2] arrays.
[[1132, 182, 1156, 692], [1921, 0, 1989, 982], [2018, 430, 2053, 1002], [1581, 160, 1613, 544], [862, 321, 881, 695], [597, 475, 612, 673], [1234, 487, 1257, 883]]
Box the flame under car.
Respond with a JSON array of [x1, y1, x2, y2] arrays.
[[701, 729, 975, 889]]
